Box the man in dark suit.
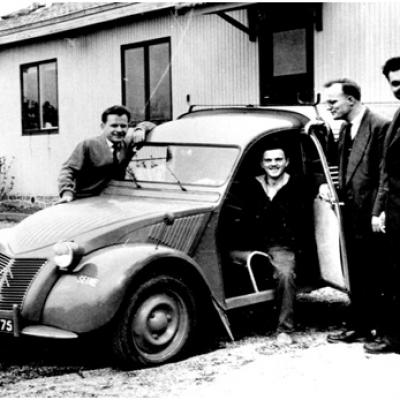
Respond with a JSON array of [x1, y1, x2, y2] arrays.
[[58, 105, 155, 202], [364, 57, 400, 354], [319, 79, 390, 344]]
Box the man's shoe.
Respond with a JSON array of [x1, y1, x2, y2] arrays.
[[364, 341, 400, 354], [276, 332, 293, 345], [327, 330, 369, 343]]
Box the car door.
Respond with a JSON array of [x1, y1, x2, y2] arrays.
[[304, 130, 350, 292]]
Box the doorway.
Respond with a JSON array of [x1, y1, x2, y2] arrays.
[[256, 3, 316, 105]]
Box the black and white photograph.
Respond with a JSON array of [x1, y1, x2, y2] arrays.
[[1, 1, 400, 398]]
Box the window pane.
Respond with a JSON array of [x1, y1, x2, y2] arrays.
[[124, 47, 145, 123], [128, 145, 239, 186], [273, 29, 307, 77], [40, 62, 58, 128], [149, 42, 171, 123], [22, 66, 39, 130]]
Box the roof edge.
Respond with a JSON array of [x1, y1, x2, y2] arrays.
[[0, 2, 177, 46]]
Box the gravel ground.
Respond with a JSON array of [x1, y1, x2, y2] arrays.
[[1, 283, 399, 399], [0, 287, 352, 398], [1, 219, 400, 398]]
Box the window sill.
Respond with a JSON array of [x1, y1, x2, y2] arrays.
[[22, 128, 59, 136]]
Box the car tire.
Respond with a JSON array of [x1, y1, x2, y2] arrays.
[[112, 274, 198, 368]]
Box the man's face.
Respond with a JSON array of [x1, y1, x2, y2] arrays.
[[324, 83, 353, 121], [102, 114, 129, 144], [387, 69, 400, 100], [261, 148, 289, 180]]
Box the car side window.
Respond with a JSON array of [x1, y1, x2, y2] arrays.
[[300, 135, 329, 192]]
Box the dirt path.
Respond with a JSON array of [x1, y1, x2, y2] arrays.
[[2, 332, 400, 398], [1, 288, 399, 398]]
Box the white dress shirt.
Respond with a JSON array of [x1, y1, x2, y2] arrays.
[[349, 105, 366, 140]]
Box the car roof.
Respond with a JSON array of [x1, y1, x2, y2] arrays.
[[148, 107, 310, 147]]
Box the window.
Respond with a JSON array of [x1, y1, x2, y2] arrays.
[[20, 59, 58, 135], [122, 38, 172, 125], [126, 144, 238, 187]]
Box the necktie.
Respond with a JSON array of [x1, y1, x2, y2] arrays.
[[112, 143, 120, 165], [342, 122, 353, 180]]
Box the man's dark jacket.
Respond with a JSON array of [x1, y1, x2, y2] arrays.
[[58, 134, 133, 198], [240, 174, 314, 253], [374, 108, 400, 234], [338, 108, 389, 236], [58, 122, 155, 199]]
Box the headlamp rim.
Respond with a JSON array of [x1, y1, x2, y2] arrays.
[[53, 241, 78, 270]]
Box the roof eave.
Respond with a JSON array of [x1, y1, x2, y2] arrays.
[[0, 2, 178, 47]]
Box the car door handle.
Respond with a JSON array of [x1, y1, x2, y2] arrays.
[[318, 195, 344, 207]]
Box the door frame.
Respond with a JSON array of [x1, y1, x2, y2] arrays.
[[257, 4, 315, 105], [308, 131, 350, 292]]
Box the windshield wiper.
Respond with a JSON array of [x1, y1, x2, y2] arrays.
[[166, 164, 187, 191], [126, 166, 142, 189]]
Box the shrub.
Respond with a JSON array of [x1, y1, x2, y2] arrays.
[[0, 155, 15, 201]]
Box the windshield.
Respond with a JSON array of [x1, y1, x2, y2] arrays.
[[125, 144, 239, 187]]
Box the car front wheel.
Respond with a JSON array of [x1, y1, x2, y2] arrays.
[[112, 274, 198, 368]]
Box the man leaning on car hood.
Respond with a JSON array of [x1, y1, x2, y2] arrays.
[[57, 105, 155, 203]]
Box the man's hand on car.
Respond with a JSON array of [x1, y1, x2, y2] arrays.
[[304, 119, 328, 133], [56, 191, 74, 204], [318, 183, 333, 202], [130, 121, 156, 146]]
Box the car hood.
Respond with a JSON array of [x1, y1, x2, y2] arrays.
[[6, 195, 213, 255]]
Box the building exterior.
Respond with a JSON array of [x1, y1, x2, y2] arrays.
[[0, 1, 399, 199]]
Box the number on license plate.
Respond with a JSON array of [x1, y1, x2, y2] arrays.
[[0, 318, 13, 333]]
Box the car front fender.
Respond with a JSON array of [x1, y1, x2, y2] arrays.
[[41, 243, 209, 333]]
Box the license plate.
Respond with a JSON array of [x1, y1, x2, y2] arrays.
[[0, 318, 13, 333]]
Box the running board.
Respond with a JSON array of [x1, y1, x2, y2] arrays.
[[226, 289, 275, 310]]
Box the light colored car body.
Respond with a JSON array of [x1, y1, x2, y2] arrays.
[[0, 107, 349, 367]]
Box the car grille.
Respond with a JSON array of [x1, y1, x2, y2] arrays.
[[0, 253, 47, 311], [148, 214, 207, 253]]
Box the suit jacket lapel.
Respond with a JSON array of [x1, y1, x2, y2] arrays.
[[387, 108, 400, 149], [99, 135, 130, 164], [345, 110, 372, 184], [99, 135, 114, 163]]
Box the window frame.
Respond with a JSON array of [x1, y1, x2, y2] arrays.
[[20, 58, 59, 136], [121, 37, 172, 125]]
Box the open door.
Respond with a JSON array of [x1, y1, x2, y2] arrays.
[[307, 131, 350, 292]]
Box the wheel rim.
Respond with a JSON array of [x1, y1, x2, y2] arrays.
[[131, 291, 189, 361]]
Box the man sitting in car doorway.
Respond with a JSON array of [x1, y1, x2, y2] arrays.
[[240, 140, 314, 343]]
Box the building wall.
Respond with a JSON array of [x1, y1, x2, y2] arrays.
[[0, 8, 259, 197], [1, 3, 400, 197], [315, 2, 400, 123]]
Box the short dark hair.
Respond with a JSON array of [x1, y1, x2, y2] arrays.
[[262, 139, 288, 159], [101, 105, 131, 123], [324, 78, 361, 101], [382, 57, 400, 79]]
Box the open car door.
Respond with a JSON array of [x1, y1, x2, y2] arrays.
[[307, 126, 350, 292]]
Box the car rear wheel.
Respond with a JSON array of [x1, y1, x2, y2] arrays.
[[112, 274, 198, 368]]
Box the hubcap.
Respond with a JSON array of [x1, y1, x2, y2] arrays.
[[132, 292, 188, 356]]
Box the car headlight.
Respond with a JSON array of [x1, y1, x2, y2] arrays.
[[53, 241, 81, 271]]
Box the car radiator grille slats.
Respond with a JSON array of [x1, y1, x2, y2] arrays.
[[148, 215, 205, 253], [0, 253, 46, 311]]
